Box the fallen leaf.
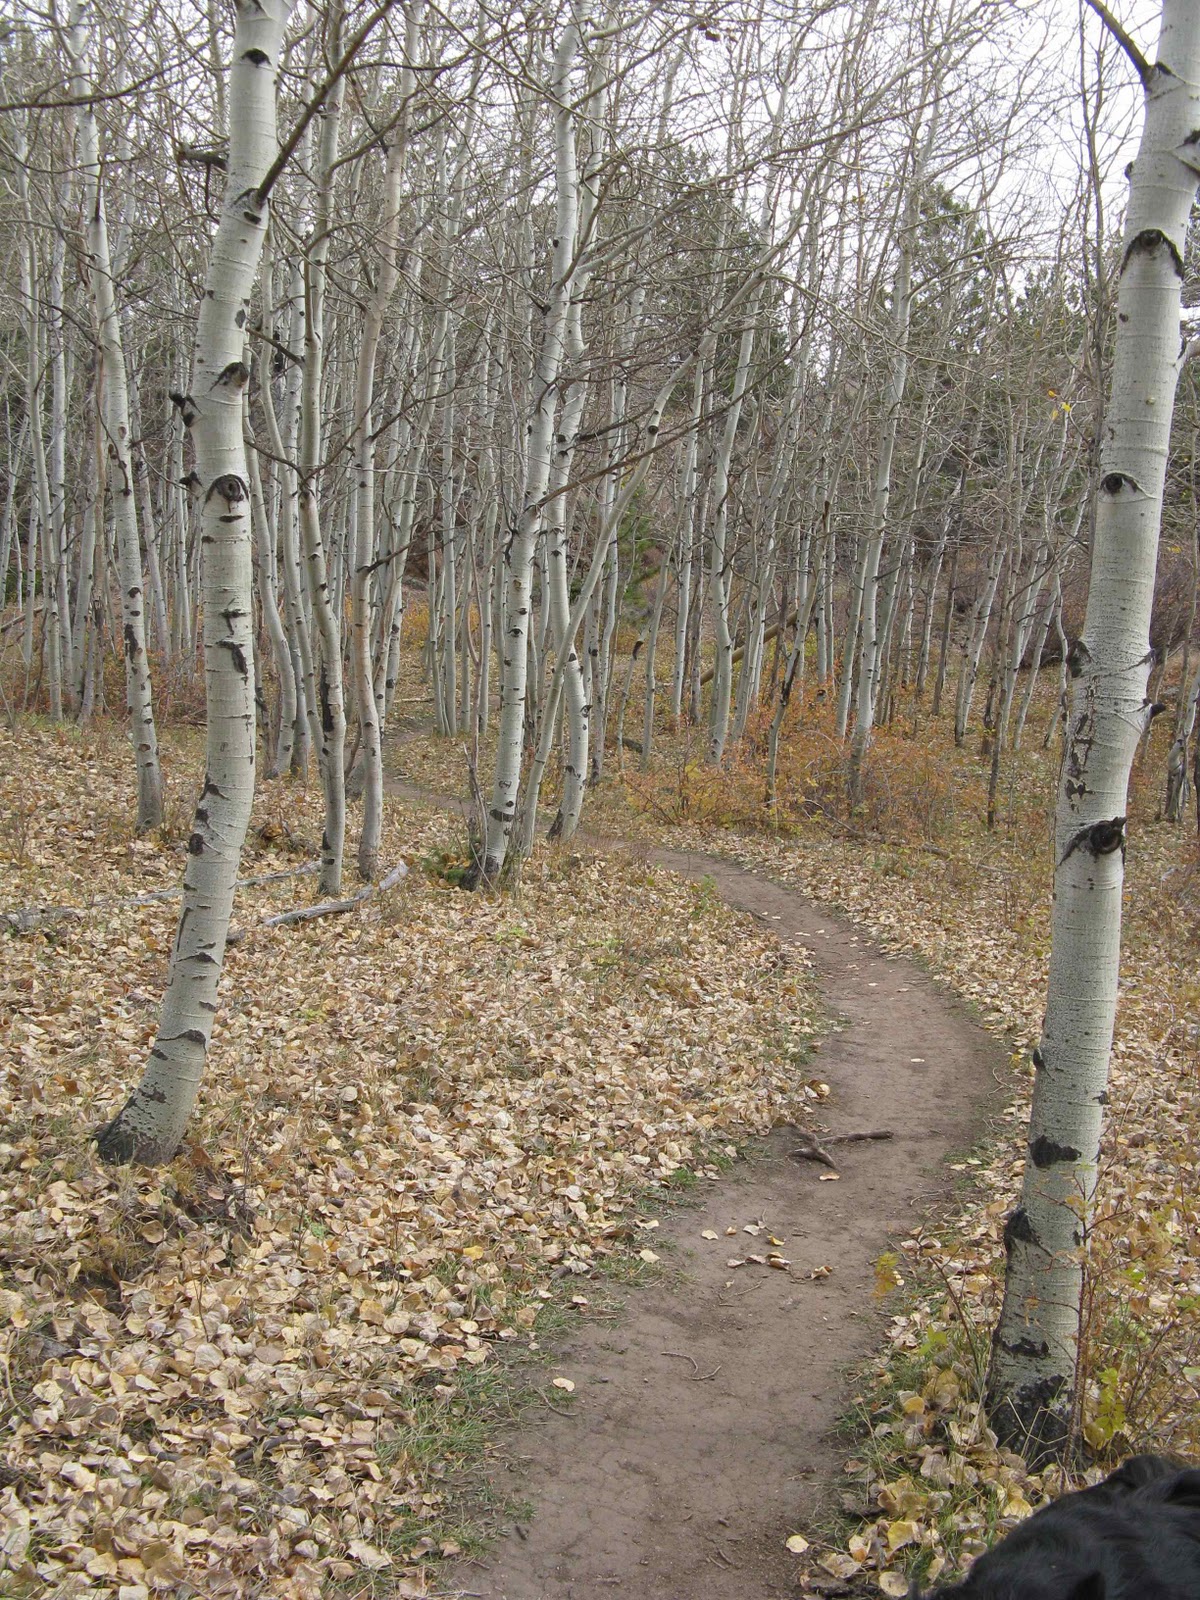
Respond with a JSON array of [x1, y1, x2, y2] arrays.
[[347, 1540, 392, 1571], [785, 1532, 810, 1553]]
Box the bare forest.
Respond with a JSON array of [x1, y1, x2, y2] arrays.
[[3, 0, 1200, 1595]]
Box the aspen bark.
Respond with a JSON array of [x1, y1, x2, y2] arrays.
[[987, 2, 1200, 1463], [351, 0, 422, 880], [67, 2, 163, 827], [97, 0, 293, 1166], [482, 10, 583, 881]]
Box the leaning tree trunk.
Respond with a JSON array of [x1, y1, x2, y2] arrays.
[[986, 2, 1200, 1464], [96, 0, 293, 1166]]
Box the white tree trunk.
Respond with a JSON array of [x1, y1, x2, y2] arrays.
[[298, 44, 347, 894], [987, 2, 1200, 1462], [482, 10, 583, 881], [351, 0, 422, 879], [67, 2, 163, 827], [97, 0, 293, 1166]]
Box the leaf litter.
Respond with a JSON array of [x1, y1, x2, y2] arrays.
[[0, 723, 819, 1598]]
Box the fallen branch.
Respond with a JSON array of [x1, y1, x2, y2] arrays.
[[788, 1129, 894, 1168], [261, 860, 408, 928], [788, 1132, 838, 1169], [2, 862, 320, 933]]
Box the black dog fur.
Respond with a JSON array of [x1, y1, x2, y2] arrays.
[[915, 1454, 1200, 1599]]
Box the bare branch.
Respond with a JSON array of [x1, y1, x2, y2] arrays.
[[1083, 0, 1151, 86]]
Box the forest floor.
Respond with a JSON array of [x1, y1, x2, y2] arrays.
[[2, 678, 1198, 1600], [388, 674, 1200, 1597], [1, 719, 820, 1600], [433, 841, 1007, 1600]]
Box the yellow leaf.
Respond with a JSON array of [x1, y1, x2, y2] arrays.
[[879, 1573, 910, 1596], [638, 1248, 659, 1263], [552, 1377, 575, 1393], [785, 1533, 810, 1554], [1003, 1487, 1034, 1518], [886, 1518, 920, 1551], [889, 1516, 928, 1555], [461, 1245, 485, 1260]]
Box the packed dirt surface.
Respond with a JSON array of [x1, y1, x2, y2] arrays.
[[421, 829, 1010, 1600]]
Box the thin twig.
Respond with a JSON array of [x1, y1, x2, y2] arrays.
[[661, 1350, 699, 1374]]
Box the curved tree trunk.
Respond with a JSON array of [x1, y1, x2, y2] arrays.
[[986, 3, 1200, 1464], [97, 0, 293, 1166]]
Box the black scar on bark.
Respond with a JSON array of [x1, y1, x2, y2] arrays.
[[1000, 1334, 1051, 1361], [1066, 638, 1090, 678], [1003, 1206, 1038, 1255], [187, 833, 205, 855], [218, 638, 249, 678], [207, 474, 247, 505], [124, 623, 137, 661], [178, 1028, 207, 1046], [215, 361, 250, 390], [1122, 227, 1185, 279], [1031, 1046, 1044, 1072], [1059, 814, 1126, 867], [235, 309, 246, 327], [1100, 471, 1140, 495], [169, 391, 198, 428], [1030, 1135, 1081, 1168], [242, 47, 270, 65], [201, 775, 227, 800]]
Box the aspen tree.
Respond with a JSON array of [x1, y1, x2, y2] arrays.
[[986, 0, 1200, 1463], [97, 0, 294, 1165], [350, 0, 424, 881], [482, 7, 585, 882], [65, 1, 163, 827]]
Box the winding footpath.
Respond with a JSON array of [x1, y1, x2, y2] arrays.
[[387, 785, 1007, 1600]]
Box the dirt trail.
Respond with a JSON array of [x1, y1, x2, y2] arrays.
[[386, 785, 1006, 1600]]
